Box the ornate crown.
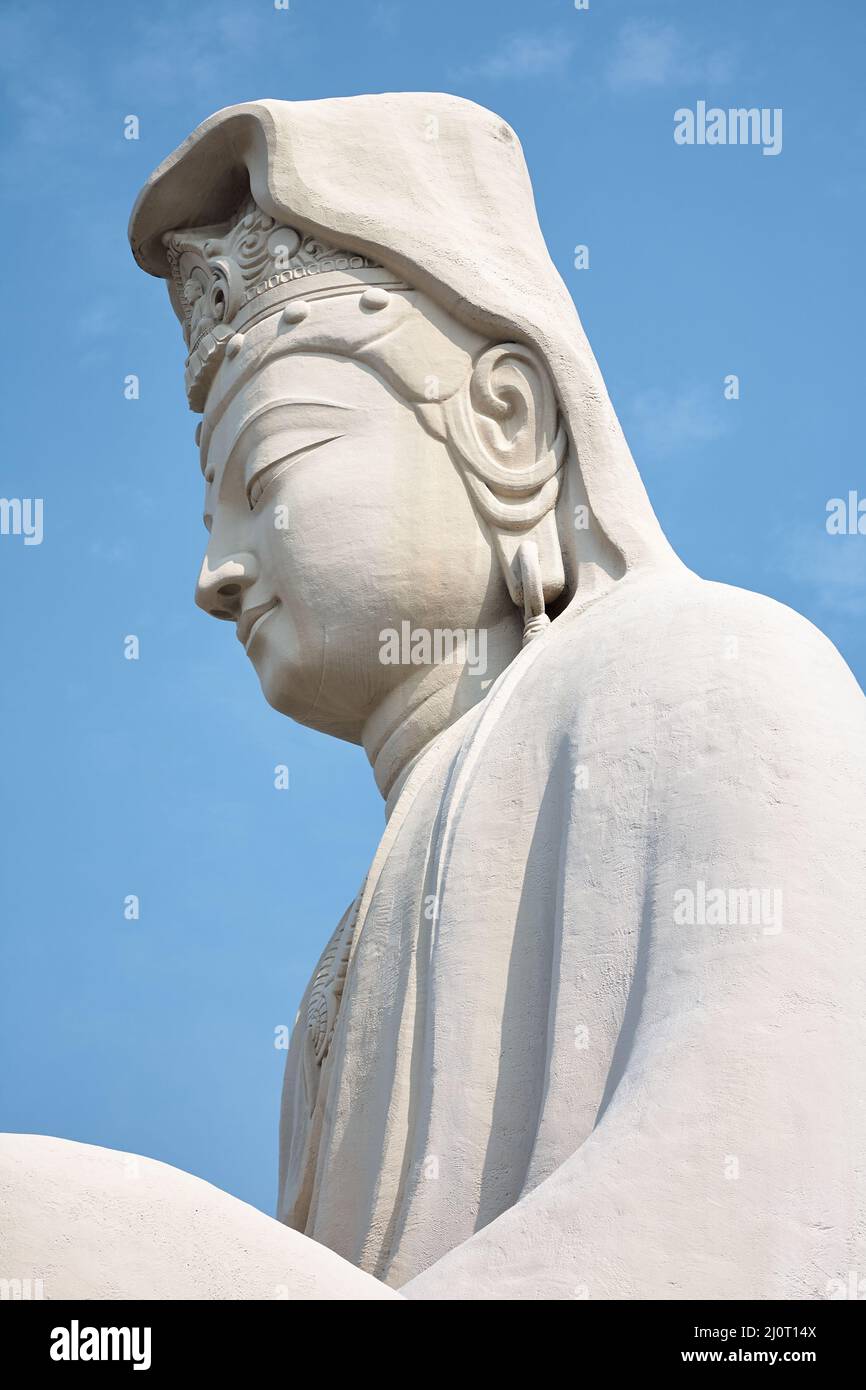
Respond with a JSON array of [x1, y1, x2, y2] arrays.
[[162, 198, 396, 409]]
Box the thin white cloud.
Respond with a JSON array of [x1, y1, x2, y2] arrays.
[[772, 523, 866, 619], [454, 31, 574, 82], [370, 2, 401, 36], [0, 7, 95, 157], [0, 1, 282, 160], [627, 385, 729, 459], [110, 4, 278, 102], [77, 300, 119, 342], [606, 20, 734, 92]]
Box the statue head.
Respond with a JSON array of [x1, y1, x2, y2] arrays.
[[130, 95, 677, 764]]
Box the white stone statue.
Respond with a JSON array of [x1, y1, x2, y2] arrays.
[[3, 93, 864, 1301]]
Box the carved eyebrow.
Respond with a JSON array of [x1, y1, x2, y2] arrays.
[[246, 433, 346, 507], [201, 398, 353, 478]]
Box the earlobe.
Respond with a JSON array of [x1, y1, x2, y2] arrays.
[[441, 343, 568, 614], [518, 540, 552, 645]]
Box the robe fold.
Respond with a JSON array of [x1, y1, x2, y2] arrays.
[[279, 569, 866, 1297]]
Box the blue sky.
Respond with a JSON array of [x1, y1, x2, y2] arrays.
[[1, 0, 864, 1216]]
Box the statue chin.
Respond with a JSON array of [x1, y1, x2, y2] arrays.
[[247, 615, 370, 743], [244, 617, 324, 729]]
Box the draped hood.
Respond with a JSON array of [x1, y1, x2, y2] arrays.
[[129, 93, 679, 596]]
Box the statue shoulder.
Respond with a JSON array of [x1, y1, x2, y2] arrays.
[[666, 577, 862, 717], [548, 574, 863, 721]]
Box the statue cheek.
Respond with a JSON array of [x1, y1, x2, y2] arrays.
[[249, 508, 315, 618]]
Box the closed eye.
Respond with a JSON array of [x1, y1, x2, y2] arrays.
[[246, 434, 345, 510]]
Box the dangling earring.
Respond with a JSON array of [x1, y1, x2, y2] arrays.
[[518, 540, 551, 646]]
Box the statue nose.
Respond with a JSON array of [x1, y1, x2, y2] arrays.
[[195, 552, 259, 620]]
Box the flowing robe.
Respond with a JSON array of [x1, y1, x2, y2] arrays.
[[279, 568, 866, 1298]]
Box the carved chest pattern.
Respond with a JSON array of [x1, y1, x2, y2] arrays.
[[305, 894, 360, 1070]]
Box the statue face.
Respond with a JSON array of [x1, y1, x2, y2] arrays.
[[196, 351, 511, 741]]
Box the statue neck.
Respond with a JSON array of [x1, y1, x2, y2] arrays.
[[362, 614, 523, 816]]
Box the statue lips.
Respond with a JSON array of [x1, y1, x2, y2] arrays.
[[236, 598, 280, 652]]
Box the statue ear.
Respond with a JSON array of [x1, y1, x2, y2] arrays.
[[440, 343, 568, 614]]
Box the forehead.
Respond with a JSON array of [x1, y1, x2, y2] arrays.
[[200, 353, 403, 486]]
